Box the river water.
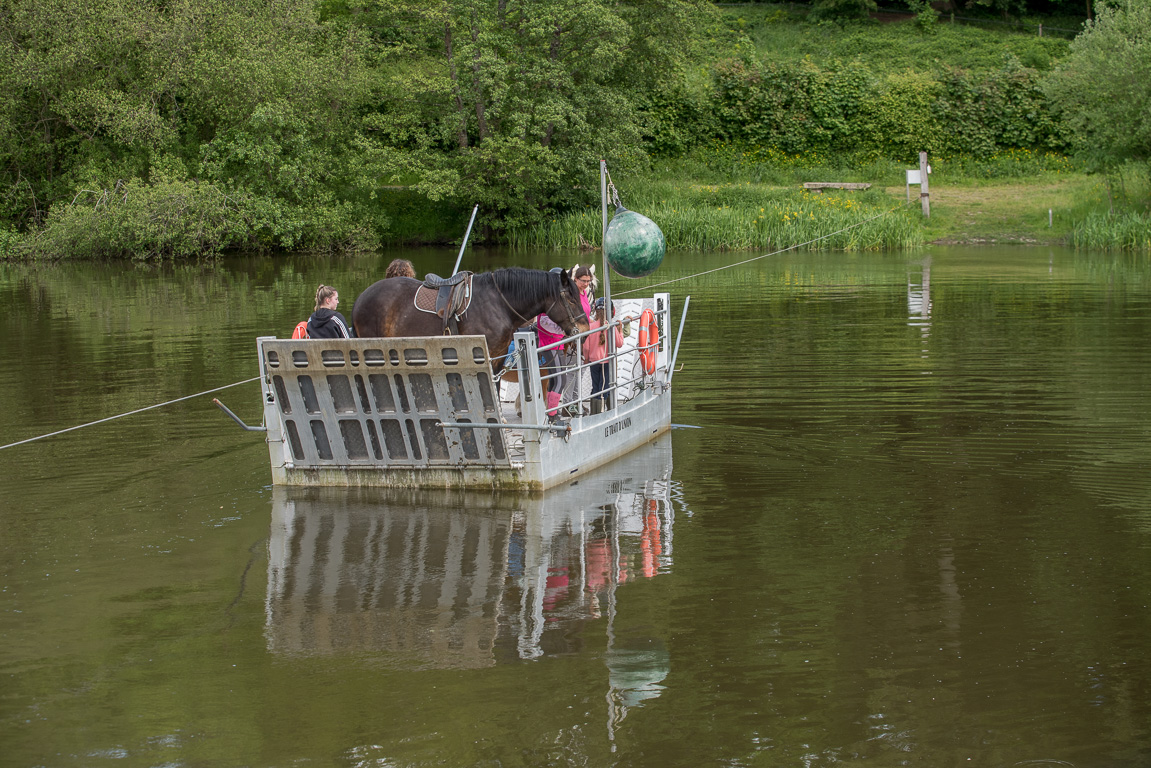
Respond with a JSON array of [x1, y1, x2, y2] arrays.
[[2, 246, 1150, 767]]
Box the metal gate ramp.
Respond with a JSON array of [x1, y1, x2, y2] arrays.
[[257, 335, 528, 489]]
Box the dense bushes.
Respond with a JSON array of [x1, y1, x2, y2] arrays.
[[1, 0, 1133, 256], [18, 177, 376, 260], [645, 54, 1069, 163], [1045, 0, 1151, 166]]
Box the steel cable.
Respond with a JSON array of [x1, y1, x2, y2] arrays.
[[0, 376, 262, 452]]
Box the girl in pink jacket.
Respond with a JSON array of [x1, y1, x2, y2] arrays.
[[583, 299, 623, 414]]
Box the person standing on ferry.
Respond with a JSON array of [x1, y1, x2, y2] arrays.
[[307, 285, 354, 339], [566, 264, 596, 407], [583, 298, 623, 415], [572, 263, 596, 311], [536, 301, 568, 416]]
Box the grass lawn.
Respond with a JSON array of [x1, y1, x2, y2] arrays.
[[889, 174, 1108, 246]]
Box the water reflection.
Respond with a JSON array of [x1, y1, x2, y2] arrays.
[[265, 434, 677, 672], [907, 255, 931, 339], [7, 248, 1151, 767]]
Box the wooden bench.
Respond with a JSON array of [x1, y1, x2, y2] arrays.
[[803, 182, 871, 193]]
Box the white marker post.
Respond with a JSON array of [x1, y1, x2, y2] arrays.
[[919, 151, 931, 218], [906, 154, 932, 217]]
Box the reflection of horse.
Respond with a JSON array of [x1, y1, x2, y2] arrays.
[[352, 268, 590, 375]]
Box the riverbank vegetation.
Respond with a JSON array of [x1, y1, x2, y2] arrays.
[[1, 0, 1149, 259], [508, 183, 924, 252]]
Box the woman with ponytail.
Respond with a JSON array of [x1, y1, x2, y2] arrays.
[[306, 285, 354, 339]]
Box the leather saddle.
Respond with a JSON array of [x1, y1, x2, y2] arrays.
[[414, 272, 474, 335]]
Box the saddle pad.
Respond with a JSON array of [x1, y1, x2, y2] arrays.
[[413, 283, 474, 318], [414, 285, 438, 314]]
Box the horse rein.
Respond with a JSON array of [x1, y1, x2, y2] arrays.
[[490, 277, 535, 328]]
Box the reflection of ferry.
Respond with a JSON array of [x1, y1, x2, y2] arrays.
[[264, 433, 677, 668]]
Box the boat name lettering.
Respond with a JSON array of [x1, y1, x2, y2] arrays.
[[604, 417, 632, 438]]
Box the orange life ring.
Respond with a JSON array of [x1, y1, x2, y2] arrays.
[[638, 308, 658, 375]]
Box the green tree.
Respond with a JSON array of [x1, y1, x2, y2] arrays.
[[356, 0, 715, 234], [0, 0, 384, 255], [970, 0, 1027, 21], [1044, 0, 1151, 166]]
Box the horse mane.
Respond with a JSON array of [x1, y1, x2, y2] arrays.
[[485, 267, 560, 306]]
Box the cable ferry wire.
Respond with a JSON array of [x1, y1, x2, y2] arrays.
[[0, 376, 262, 452], [612, 199, 914, 297], [5, 201, 912, 453]]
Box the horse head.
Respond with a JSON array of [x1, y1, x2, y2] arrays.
[[547, 268, 591, 337]]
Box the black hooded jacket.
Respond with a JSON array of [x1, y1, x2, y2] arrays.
[[306, 308, 354, 339]]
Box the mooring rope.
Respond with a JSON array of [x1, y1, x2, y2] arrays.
[[612, 199, 915, 297], [604, 167, 622, 209], [0, 376, 262, 452]]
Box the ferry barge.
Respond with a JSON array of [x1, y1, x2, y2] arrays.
[[249, 290, 684, 490]]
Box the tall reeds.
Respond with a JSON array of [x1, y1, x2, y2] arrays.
[[508, 186, 923, 251], [1071, 212, 1151, 252]]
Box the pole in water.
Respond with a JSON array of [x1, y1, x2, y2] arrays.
[[667, 295, 690, 385], [452, 205, 479, 275], [601, 160, 614, 409]]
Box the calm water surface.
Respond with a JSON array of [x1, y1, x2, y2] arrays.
[[2, 246, 1150, 767]]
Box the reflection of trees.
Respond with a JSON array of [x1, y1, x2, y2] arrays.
[[672, 249, 1151, 515]]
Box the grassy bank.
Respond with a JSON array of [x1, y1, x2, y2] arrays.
[[506, 150, 1151, 253], [921, 159, 1150, 249], [5, 146, 1146, 259], [724, 4, 1077, 70], [6, 160, 1145, 259]]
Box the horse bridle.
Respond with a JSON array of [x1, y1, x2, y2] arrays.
[[548, 289, 584, 336]]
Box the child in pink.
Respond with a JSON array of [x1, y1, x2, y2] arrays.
[[536, 313, 566, 416]]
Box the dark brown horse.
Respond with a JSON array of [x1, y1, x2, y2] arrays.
[[351, 267, 590, 373]]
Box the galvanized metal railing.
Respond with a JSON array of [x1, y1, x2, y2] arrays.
[[532, 293, 673, 417]]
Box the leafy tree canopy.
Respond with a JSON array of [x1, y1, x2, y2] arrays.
[[0, 0, 383, 252], [1044, 0, 1151, 167], [354, 0, 717, 233]]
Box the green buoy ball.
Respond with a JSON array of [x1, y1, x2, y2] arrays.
[[604, 207, 665, 278]]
